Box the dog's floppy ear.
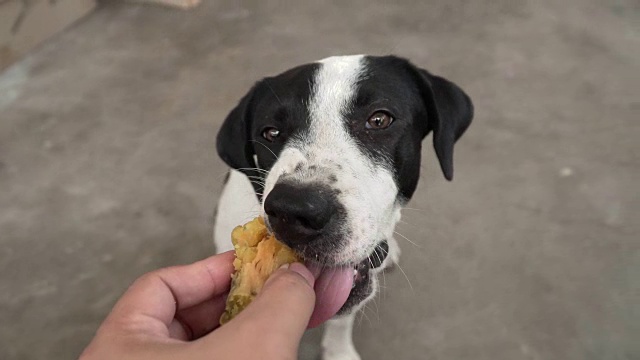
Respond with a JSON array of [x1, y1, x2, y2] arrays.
[[216, 85, 258, 171], [414, 68, 474, 181]]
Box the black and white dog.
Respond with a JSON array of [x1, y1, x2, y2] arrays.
[[214, 55, 473, 359]]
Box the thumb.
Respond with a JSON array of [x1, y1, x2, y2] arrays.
[[214, 263, 316, 358], [241, 263, 315, 338]]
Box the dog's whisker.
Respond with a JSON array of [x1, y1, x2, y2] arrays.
[[237, 214, 264, 226], [372, 250, 383, 271], [394, 261, 414, 293], [374, 252, 389, 297], [240, 210, 263, 218], [234, 167, 269, 174], [356, 306, 365, 327], [235, 167, 270, 175], [264, 80, 284, 106], [249, 140, 279, 161], [383, 249, 414, 291], [400, 207, 427, 212], [369, 294, 380, 320], [398, 219, 419, 228], [247, 180, 266, 188], [363, 302, 375, 324], [383, 41, 402, 57], [381, 268, 387, 298], [359, 304, 374, 327], [356, 308, 365, 327], [393, 231, 421, 248], [374, 250, 383, 265]]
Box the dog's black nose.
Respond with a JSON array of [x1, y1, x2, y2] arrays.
[[264, 183, 336, 247]]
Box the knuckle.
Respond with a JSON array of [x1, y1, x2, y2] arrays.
[[133, 267, 173, 288], [136, 270, 159, 283]]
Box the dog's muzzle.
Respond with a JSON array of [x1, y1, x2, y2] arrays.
[[264, 182, 340, 248], [355, 240, 389, 282], [263, 181, 390, 326]]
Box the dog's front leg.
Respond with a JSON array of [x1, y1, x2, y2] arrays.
[[322, 314, 360, 360]]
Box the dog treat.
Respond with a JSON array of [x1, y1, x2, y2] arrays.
[[220, 217, 300, 325]]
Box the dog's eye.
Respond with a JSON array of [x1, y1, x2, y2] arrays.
[[366, 111, 394, 130], [262, 127, 281, 142]]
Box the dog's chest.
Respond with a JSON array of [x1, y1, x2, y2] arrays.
[[213, 170, 260, 253]]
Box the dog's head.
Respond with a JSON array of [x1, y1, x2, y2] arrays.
[[217, 55, 472, 321]]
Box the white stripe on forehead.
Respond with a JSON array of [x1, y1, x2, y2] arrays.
[[261, 55, 400, 266], [308, 55, 366, 140]]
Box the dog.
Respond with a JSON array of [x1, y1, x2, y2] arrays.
[[213, 54, 473, 359]]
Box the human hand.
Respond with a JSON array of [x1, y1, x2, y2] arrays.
[[80, 251, 316, 360]]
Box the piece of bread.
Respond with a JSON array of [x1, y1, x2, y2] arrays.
[[220, 217, 300, 325]]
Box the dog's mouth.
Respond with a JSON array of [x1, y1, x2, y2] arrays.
[[304, 240, 389, 328]]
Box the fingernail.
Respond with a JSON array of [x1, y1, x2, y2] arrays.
[[289, 262, 315, 287]]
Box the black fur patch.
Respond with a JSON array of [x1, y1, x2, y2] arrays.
[[216, 55, 473, 314]]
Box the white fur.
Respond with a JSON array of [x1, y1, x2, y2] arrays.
[[213, 169, 261, 253], [214, 55, 405, 359], [262, 55, 401, 265], [322, 315, 360, 360]]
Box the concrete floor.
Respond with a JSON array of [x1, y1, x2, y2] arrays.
[[0, 0, 638, 359]]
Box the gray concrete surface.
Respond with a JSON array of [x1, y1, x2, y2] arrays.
[[0, 1, 638, 359]]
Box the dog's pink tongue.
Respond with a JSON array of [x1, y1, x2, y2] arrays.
[[306, 264, 354, 328]]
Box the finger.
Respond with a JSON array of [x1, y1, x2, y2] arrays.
[[107, 251, 235, 331], [168, 292, 228, 340], [240, 263, 315, 335], [212, 263, 315, 353]]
